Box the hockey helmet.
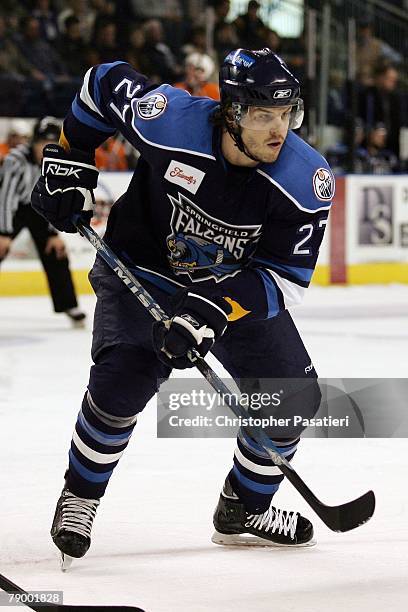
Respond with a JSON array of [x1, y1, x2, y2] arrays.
[[219, 48, 304, 130], [32, 116, 62, 143]]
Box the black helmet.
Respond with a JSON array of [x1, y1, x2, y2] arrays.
[[32, 116, 61, 143], [219, 48, 303, 129]]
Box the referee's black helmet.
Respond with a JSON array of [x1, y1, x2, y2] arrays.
[[32, 116, 62, 142]]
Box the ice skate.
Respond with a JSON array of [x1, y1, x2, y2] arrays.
[[65, 307, 86, 328], [212, 478, 315, 547], [51, 487, 100, 566]]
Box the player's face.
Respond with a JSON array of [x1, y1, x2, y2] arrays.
[[240, 105, 291, 163]]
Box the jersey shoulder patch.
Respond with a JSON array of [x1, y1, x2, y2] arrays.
[[131, 85, 218, 159], [258, 131, 335, 212]]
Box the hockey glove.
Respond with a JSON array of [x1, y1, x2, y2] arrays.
[[152, 291, 229, 369], [31, 144, 98, 233]]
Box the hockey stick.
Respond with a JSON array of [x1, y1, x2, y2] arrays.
[[0, 572, 144, 612], [76, 218, 375, 532]]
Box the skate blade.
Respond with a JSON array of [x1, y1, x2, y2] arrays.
[[211, 530, 317, 548], [60, 552, 74, 571]]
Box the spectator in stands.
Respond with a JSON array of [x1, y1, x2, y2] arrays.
[[326, 118, 369, 174], [94, 19, 120, 64], [174, 53, 219, 99], [56, 16, 88, 77], [182, 25, 207, 56], [0, 2, 26, 26], [233, 0, 266, 48], [263, 29, 281, 54], [16, 16, 68, 82], [92, 1, 116, 24], [0, 120, 31, 164], [214, 22, 238, 66], [0, 15, 35, 79], [124, 0, 182, 20], [213, 0, 230, 31], [181, 26, 218, 80], [124, 0, 184, 52], [364, 122, 400, 174], [283, 32, 306, 84], [95, 136, 129, 171], [359, 63, 402, 157], [124, 25, 147, 74], [31, 0, 59, 44], [58, 0, 96, 43], [327, 69, 346, 126], [0, 14, 29, 115], [141, 19, 182, 84], [356, 18, 402, 87]]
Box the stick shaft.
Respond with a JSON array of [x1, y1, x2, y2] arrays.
[[75, 219, 375, 531]]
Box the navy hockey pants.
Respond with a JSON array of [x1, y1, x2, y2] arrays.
[[66, 259, 320, 513]]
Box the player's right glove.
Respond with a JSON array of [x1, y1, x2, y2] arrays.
[[31, 144, 99, 233], [152, 291, 229, 369]]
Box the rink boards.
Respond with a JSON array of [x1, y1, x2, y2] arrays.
[[0, 172, 407, 296]]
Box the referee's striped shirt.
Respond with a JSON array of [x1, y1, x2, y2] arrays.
[[0, 144, 41, 235]]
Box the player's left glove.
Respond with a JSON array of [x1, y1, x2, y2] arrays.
[[152, 291, 229, 369], [31, 144, 98, 233]]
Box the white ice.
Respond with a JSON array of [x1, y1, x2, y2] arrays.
[[0, 285, 407, 612]]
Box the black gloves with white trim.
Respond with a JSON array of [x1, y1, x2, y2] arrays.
[[152, 291, 229, 369], [31, 144, 99, 233]]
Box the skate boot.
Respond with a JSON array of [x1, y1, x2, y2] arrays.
[[51, 487, 100, 567], [64, 307, 86, 328], [212, 477, 315, 547]]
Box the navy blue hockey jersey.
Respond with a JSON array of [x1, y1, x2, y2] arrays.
[[62, 61, 335, 322]]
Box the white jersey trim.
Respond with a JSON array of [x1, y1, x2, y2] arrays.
[[187, 292, 229, 320], [80, 68, 104, 117], [131, 121, 216, 161], [256, 168, 332, 213], [266, 269, 305, 308]]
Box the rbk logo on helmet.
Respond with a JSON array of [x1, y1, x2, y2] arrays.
[[273, 89, 292, 99]]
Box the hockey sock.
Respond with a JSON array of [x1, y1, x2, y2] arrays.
[[228, 428, 299, 513], [66, 391, 137, 498]]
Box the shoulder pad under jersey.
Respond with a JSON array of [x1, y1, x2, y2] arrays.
[[257, 131, 335, 212], [131, 84, 218, 160]]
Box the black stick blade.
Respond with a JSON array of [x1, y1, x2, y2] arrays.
[[319, 489, 376, 533], [281, 466, 376, 533], [59, 607, 145, 611], [0, 573, 145, 612]]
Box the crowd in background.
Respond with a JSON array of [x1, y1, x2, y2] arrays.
[[0, 0, 406, 173]]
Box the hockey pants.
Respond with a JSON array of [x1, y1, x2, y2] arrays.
[[66, 258, 321, 512]]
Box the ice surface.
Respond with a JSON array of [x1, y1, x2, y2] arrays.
[[0, 285, 407, 611]]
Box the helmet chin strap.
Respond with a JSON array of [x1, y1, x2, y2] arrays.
[[227, 123, 263, 164]]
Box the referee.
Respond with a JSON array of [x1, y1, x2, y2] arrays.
[[0, 117, 86, 326]]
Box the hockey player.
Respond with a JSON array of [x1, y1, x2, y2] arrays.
[[0, 117, 86, 326], [31, 49, 334, 558]]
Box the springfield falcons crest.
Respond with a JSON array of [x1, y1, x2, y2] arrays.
[[166, 192, 262, 282]]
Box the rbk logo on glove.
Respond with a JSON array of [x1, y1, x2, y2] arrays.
[[45, 163, 83, 179], [42, 145, 99, 188]]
